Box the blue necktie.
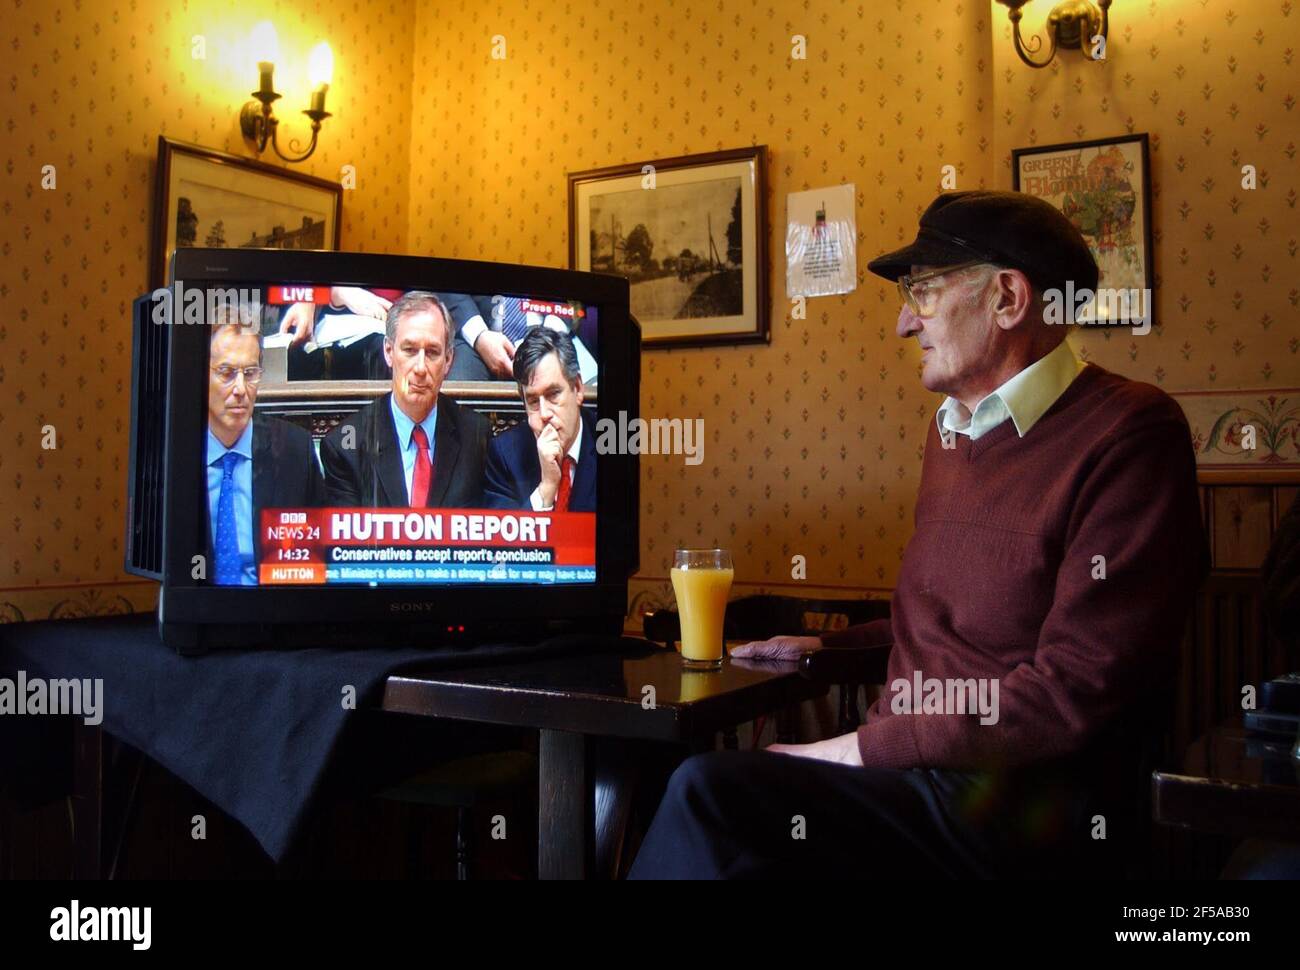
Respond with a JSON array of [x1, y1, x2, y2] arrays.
[[214, 451, 241, 585], [496, 298, 530, 343]]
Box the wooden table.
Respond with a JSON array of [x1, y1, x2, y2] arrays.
[[1152, 718, 1300, 842], [381, 642, 826, 878]]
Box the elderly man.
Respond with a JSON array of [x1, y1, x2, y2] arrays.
[[320, 290, 488, 508], [484, 327, 597, 512], [628, 191, 1208, 879], [206, 314, 323, 586]]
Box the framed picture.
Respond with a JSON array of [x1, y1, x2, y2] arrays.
[[150, 136, 342, 288], [569, 146, 769, 348], [1012, 133, 1153, 329]]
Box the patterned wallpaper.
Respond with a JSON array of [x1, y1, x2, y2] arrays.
[[991, 2, 1300, 487], [2, 0, 1295, 626], [408, 0, 998, 617], [991, 0, 1298, 392], [0, 0, 416, 621]]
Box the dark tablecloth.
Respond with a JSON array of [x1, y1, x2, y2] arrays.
[[0, 613, 623, 862]]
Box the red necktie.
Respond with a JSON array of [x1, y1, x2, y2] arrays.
[[410, 425, 433, 507], [555, 456, 575, 512]]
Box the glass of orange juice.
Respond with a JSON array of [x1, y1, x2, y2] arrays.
[[671, 549, 734, 669]]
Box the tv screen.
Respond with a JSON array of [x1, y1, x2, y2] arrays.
[[129, 249, 637, 651], [206, 284, 599, 588]]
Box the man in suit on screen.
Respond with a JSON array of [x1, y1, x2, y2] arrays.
[[484, 327, 596, 513], [319, 290, 489, 508], [206, 315, 324, 586]]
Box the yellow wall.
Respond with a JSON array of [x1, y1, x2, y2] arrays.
[[2, 0, 1295, 624], [409, 1, 996, 614], [0, 0, 415, 620], [991, 0, 1298, 390]]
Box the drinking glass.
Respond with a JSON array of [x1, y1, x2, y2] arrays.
[[670, 549, 734, 670]]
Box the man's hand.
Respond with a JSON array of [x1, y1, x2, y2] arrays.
[[536, 423, 564, 508], [729, 635, 821, 661], [329, 286, 393, 320], [278, 302, 316, 348], [473, 330, 516, 378], [767, 732, 863, 766]]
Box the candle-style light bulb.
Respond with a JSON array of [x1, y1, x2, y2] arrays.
[[307, 41, 333, 115], [308, 41, 333, 87], [250, 20, 281, 97], [250, 20, 281, 64]]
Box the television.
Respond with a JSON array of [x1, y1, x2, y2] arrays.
[[127, 248, 638, 653]]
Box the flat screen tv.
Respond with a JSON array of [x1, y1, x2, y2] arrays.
[[127, 248, 638, 653]]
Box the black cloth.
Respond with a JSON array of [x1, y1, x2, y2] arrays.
[[0, 613, 596, 862], [319, 392, 488, 508], [205, 414, 324, 568], [484, 408, 597, 512], [626, 750, 1107, 879]]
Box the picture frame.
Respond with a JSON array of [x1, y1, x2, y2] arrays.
[[569, 146, 769, 349], [1011, 133, 1153, 330], [150, 136, 343, 288]]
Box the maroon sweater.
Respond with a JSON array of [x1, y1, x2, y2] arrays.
[[823, 364, 1208, 771]]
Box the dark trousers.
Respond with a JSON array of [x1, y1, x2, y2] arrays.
[[626, 750, 1105, 879], [447, 332, 495, 382], [288, 333, 391, 381]]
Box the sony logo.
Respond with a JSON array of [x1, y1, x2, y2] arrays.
[[390, 602, 438, 612]]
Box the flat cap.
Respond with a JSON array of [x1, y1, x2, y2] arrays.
[[867, 190, 1099, 297]]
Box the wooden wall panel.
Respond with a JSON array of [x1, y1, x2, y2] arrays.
[[1276, 487, 1300, 528], [1212, 487, 1276, 570]]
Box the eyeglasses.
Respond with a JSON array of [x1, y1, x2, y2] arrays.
[[897, 260, 988, 318], [211, 365, 264, 387]]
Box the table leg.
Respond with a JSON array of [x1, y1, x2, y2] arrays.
[[71, 720, 103, 880], [538, 729, 593, 880]]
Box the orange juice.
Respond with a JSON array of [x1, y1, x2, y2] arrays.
[[670, 565, 734, 666], [679, 669, 715, 702]]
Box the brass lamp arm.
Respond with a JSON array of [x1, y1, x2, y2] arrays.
[[997, 0, 1112, 70], [1007, 4, 1057, 69], [240, 97, 330, 164]]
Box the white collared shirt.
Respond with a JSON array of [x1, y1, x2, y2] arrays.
[[935, 339, 1085, 441], [530, 420, 584, 511]]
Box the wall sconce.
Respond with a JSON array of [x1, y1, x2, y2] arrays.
[[995, 0, 1112, 69], [238, 21, 333, 163]]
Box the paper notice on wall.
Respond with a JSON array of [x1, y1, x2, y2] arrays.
[[786, 184, 857, 298]]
